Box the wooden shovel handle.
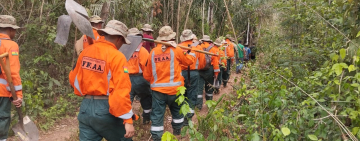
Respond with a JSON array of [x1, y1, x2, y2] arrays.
[[143, 38, 218, 56]]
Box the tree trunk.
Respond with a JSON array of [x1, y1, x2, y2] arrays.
[[150, 7, 154, 24], [202, 0, 205, 36], [223, 0, 239, 44], [163, 0, 167, 25], [209, 2, 214, 34], [171, 0, 174, 27], [183, 0, 193, 30], [176, 0, 181, 43]]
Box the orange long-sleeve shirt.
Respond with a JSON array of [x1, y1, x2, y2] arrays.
[[69, 40, 133, 124], [225, 39, 235, 58], [201, 42, 220, 76], [83, 28, 105, 50], [179, 40, 200, 70], [0, 34, 22, 98], [143, 44, 195, 95], [127, 47, 149, 74]]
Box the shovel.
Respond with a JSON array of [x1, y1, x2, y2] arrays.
[[54, 0, 95, 46], [0, 53, 39, 141]]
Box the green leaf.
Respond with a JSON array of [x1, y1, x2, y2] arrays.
[[176, 86, 186, 96], [251, 132, 260, 141], [340, 48, 346, 59], [330, 54, 339, 62], [281, 127, 291, 136], [281, 85, 286, 89], [175, 95, 185, 105], [352, 127, 359, 137], [180, 104, 190, 116], [351, 83, 360, 87], [349, 65, 356, 72], [161, 131, 177, 141], [339, 63, 348, 68], [52, 79, 61, 86], [353, 56, 360, 62], [308, 134, 318, 141], [357, 31, 360, 37], [205, 100, 216, 108], [332, 64, 343, 76]]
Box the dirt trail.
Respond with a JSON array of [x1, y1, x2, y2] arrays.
[[8, 70, 243, 141]]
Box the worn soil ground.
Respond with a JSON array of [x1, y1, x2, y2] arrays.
[[8, 68, 245, 141]]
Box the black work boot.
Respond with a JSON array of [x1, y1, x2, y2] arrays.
[[173, 128, 181, 135], [142, 113, 151, 124]]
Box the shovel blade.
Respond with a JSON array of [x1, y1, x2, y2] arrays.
[[119, 35, 143, 61], [54, 15, 72, 45], [65, 0, 95, 39], [12, 116, 39, 141]]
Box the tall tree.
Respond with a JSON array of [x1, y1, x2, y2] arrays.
[[184, 0, 193, 30], [176, 0, 181, 42]]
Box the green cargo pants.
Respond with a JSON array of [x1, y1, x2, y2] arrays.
[[150, 90, 183, 140], [129, 75, 152, 120], [78, 97, 132, 141], [196, 66, 215, 110], [181, 70, 199, 119], [0, 97, 11, 140], [214, 67, 225, 94]]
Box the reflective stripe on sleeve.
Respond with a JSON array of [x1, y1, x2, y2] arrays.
[[189, 53, 196, 57], [0, 78, 7, 85], [107, 70, 111, 96], [151, 52, 158, 82], [118, 109, 134, 119], [151, 126, 164, 131], [143, 109, 152, 113], [74, 75, 83, 96], [169, 49, 175, 82], [195, 58, 199, 70], [6, 85, 22, 91], [197, 94, 203, 98], [189, 109, 194, 113], [173, 118, 184, 123], [138, 65, 143, 73], [206, 93, 213, 97], [214, 69, 220, 72]]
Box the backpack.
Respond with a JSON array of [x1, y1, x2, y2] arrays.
[[200, 44, 214, 70]]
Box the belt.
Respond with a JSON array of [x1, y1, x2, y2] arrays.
[[84, 95, 108, 99], [130, 73, 143, 76]]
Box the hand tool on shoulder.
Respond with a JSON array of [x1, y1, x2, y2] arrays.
[[0, 53, 39, 141], [55, 0, 95, 45], [142, 38, 218, 56]]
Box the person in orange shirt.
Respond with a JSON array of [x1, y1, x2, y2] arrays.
[[126, 28, 152, 124], [69, 20, 137, 141], [143, 26, 195, 141], [82, 15, 105, 50], [222, 35, 234, 87], [196, 35, 220, 110], [0, 15, 23, 141], [214, 39, 228, 94], [178, 29, 199, 125]]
